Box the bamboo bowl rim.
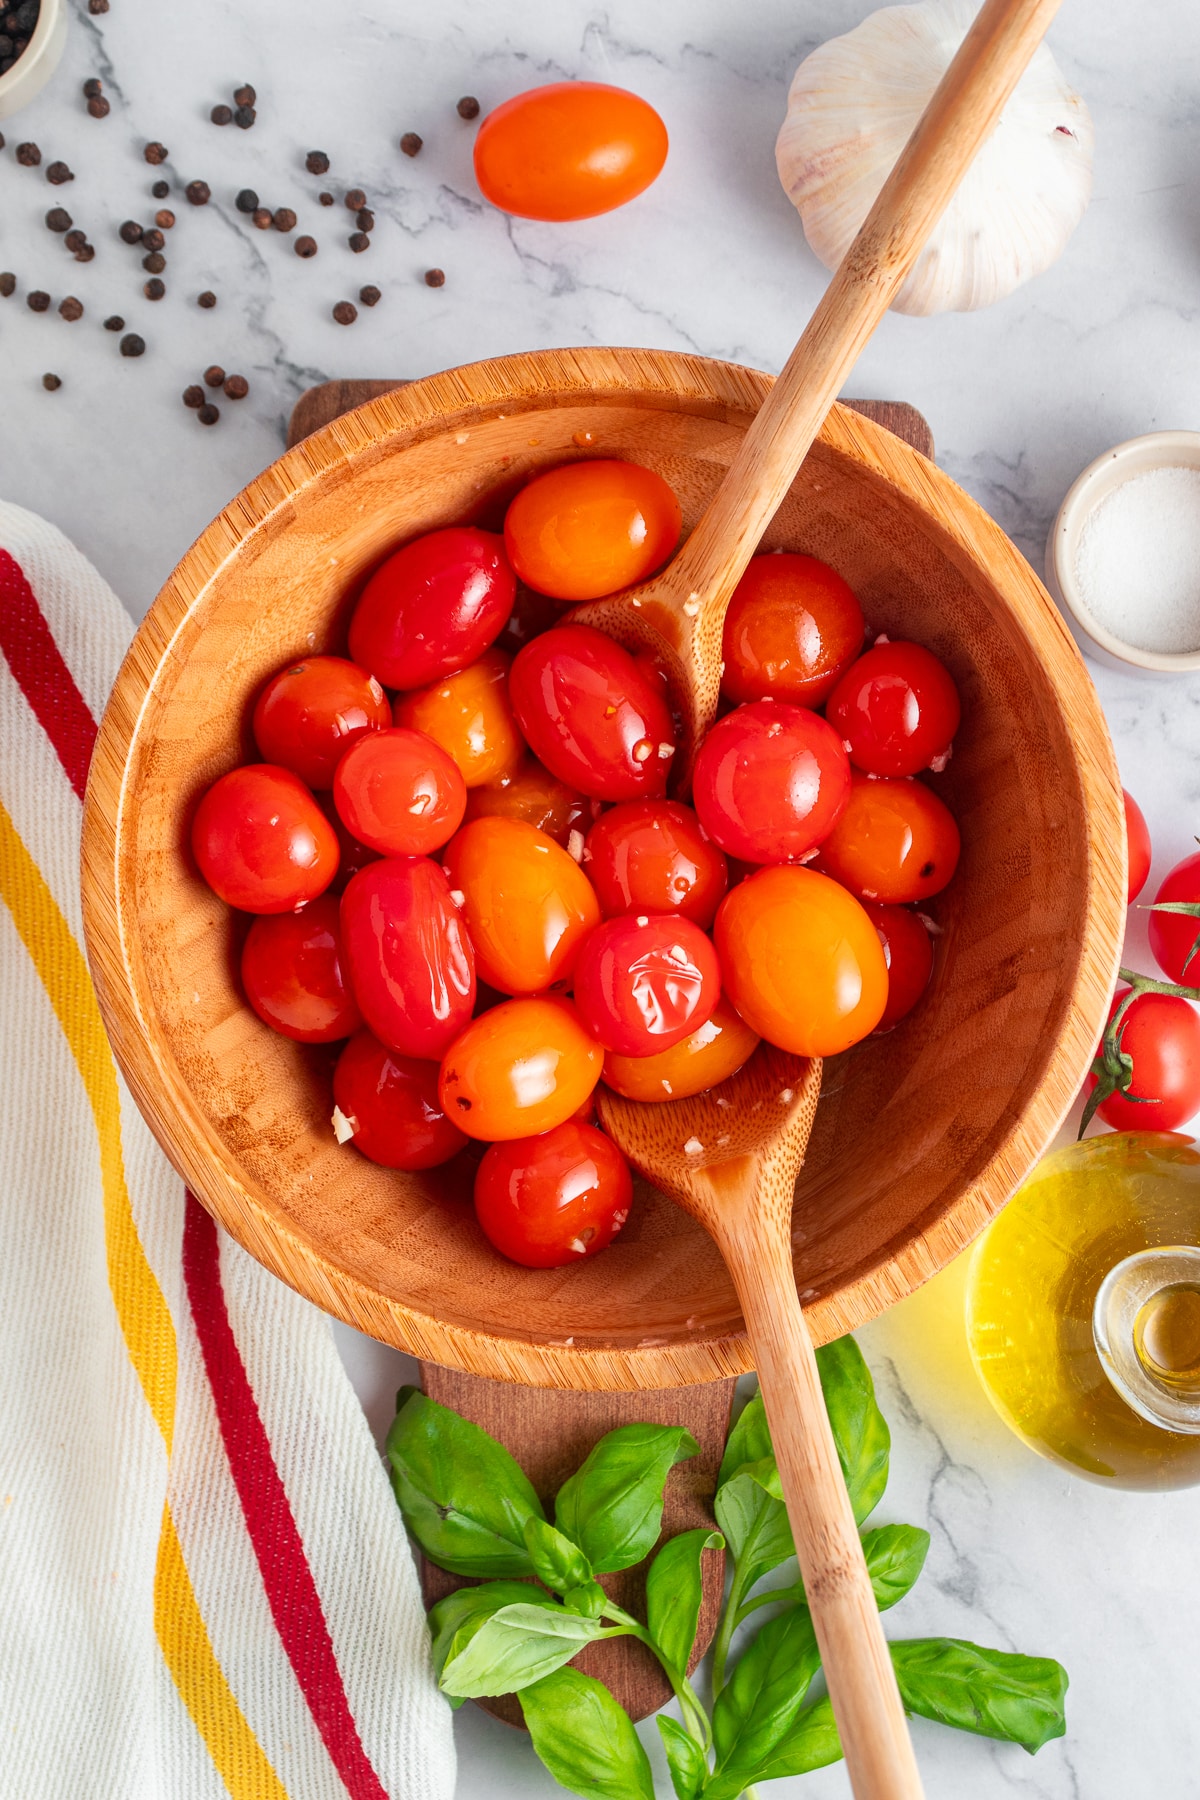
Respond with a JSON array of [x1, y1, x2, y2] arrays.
[[81, 348, 1125, 1389]]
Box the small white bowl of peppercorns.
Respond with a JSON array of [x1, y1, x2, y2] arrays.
[[0, 0, 66, 120]]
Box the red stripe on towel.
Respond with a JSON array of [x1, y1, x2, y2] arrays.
[[0, 549, 97, 802]]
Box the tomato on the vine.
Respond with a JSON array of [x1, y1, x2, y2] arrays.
[[826, 639, 961, 777], [473, 1121, 632, 1268], [253, 656, 390, 789], [192, 764, 339, 914], [242, 895, 361, 1042], [1149, 849, 1200, 984], [721, 553, 864, 708], [474, 82, 668, 222], [1089, 990, 1200, 1132], [1124, 790, 1152, 904]]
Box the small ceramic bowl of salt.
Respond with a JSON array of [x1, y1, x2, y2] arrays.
[[1046, 431, 1200, 674]]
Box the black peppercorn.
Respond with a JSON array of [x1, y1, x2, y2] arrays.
[[58, 296, 83, 321], [119, 219, 143, 244], [144, 142, 168, 165], [356, 208, 374, 232], [251, 208, 272, 230], [74, 244, 95, 263], [46, 162, 74, 185], [141, 228, 164, 251], [233, 105, 255, 129], [142, 251, 166, 273], [348, 231, 370, 253], [457, 95, 480, 120], [273, 207, 296, 232], [64, 230, 87, 252], [151, 179, 169, 199], [400, 132, 422, 157], [88, 0, 109, 13], [183, 385, 205, 408], [210, 104, 232, 126], [42, 373, 62, 392], [235, 188, 258, 214], [27, 289, 50, 311], [155, 209, 175, 229], [87, 97, 110, 118], [0, 273, 16, 297], [234, 84, 256, 107], [345, 187, 366, 212], [83, 78, 102, 98], [424, 267, 445, 287], [45, 207, 72, 232], [305, 150, 329, 175], [197, 291, 217, 308], [224, 374, 249, 399], [103, 314, 124, 330], [16, 142, 41, 166], [198, 403, 220, 425], [318, 191, 334, 206], [294, 235, 317, 258], [332, 300, 357, 325], [204, 364, 225, 387], [359, 284, 381, 306], [143, 278, 166, 300], [119, 333, 145, 356], [185, 180, 210, 205]]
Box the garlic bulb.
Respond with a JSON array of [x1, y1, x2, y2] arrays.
[[775, 0, 1093, 316]]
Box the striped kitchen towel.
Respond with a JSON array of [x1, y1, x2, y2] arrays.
[[0, 501, 456, 1800]]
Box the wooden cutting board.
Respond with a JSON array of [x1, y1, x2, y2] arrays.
[[287, 379, 933, 1726]]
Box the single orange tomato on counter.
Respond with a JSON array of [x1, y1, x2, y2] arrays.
[[720, 554, 865, 709], [439, 996, 603, 1140], [393, 648, 524, 788], [601, 996, 759, 1103], [504, 460, 681, 602], [253, 655, 390, 789], [714, 866, 888, 1056], [473, 1121, 633, 1268], [462, 754, 593, 849], [583, 799, 728, 928], [441, 816, 601, 995], [817, 774, 960, 905], [474, 82, 668, 222]]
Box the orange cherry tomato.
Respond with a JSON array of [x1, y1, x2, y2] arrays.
[[474, 82, 668, 222], [720, 554, 865, 709], [393, 648, 524, 788], [817, 775, 960, 904], [584, 800, 728, 928], [441, 817, 601, 995], [714, 866, 887, 1056], [438, 996, 603, 1140], [462, 754, 593, 849], [601, 997, 760, 1103], [504, 460, 681, 602]]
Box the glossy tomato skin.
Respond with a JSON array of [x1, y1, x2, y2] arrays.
[[474, 1122, 633, 1268], [192, 764, 339, 913], [241, 895, 362, 1042], [441, 816, 601, 995], [862, 902, 934, 1033], [317, 792, 381, 893], [583, 800, 727, 928], [340, 856, 475, 1059], [1124, 790, 1152, 904], [332, 726, 466, 857], [509, 624, 676, 802], [474, 82, 668, 222], [715, 865, 888, 1056], [721, 554, 865, 709], [252, 656, 390, 789], [573, 913, 720, 1056], [504, 460, 681, 602], [333, 1028, 467, 1170], [601, 996, 759, 1102], [826, 640, 961, 777], [438, 996, 602, 1140], [393, 648, 524, 788], [462, 754, 593, 849], [1148, 849, 1200, 983], [692, 700, 851, 864], [1090, 991, 1200, 1132], [348, 527, 516, 690], [817, 774, 960, 904]]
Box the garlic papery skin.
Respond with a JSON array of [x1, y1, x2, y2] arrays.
[[775, 0, 1093, 316]]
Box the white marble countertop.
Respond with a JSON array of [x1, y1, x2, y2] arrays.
[[5, 0, 1200, 1795]]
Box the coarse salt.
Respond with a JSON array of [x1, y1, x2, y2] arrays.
[[1074, 465, 1200, 653]]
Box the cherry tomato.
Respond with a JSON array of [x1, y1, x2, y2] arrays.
[[510, 624, 677, 802], [602, 996, 759, 1102], [496, 584, 564, 657], [504, 460, 681, 602], [474, 82, 668, 222], [252, 656, 390, 789], [825, 639, 961, 777], [862, 902, 934, 1033], [462, 754, 592, 848], [714, 866, 887, 1056], [474, 1121, 633, 1268], [817, 775, 960, 904], [720, 554, 865, 708], [1089, 991, 1200, 1132], [441, 817, 601, 995], [192, 764, 339, 913], [393, 648, 524, 788], [317, 792, 381, 893], [241, 895, 361, 1042], [332, 726, 466, 857], [340, 856, 475, 1059], [692, 700, 850, 864], [439, 996, 602, 1140], [1149, 849, 1200, 984], [1124, 789, 1152, 904], [583, 800, 727, 928], [348, 527, 516, 690], [333, 1028, 467, 1170], [573, 913, 720, 1057]]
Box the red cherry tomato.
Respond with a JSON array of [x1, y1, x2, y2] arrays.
[[241, 895, 361, 1042], [441, 816, 601, 995], [721, 554, 865, 708], [340, 856, 475, 1059], [583, 800, 727, 928], [252, 656, 390, 789], [1148, 849, 1200, 984], [1089, 991, 1200, 1132], [192, 764, 339, 913], [347, 527, 516, 690], [509, 624, 677, 802], [474, 1121, 633, 1268], [692, 700, 851, 864], [504, 460, 681, 602], [825, 639, 961, 777], [474, 82, 668, 222], [573, 913, 721, 1056], [1124, 789, 1152, 903], [317, 792, 381, 894], [333, 1028, 467, 1170], [862, 902, 934, 1033], [438, 996, 602, 1140], [332, 727, 466, 857], [817, 775, 960, 904]]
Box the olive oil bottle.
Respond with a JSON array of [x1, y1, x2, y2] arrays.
[[966, 1132, 1200, 1490]]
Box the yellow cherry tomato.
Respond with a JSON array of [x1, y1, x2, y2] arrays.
[[439, 996, 603, 1140], [601, 997, 759, 1103], [442, 816, 601, 995], [504, 460, 682, 602], [393, 648, 523, 787]]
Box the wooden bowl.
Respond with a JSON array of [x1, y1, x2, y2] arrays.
[[81, 348, 1124, 1390]]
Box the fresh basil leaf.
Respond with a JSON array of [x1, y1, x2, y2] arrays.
[[427, 1580, 551, 1682], [714, 1695, 843, 1794], [863, 1524, 930, 1611], [717, 1389, 774, 1488], [554, 1424, 699, 1574], [563, 1580, 607, 1618], [657, 1715, 709, 1800], [815, 1337, 891, 1525], [892, 1638, 1069, 1754], [524, 1516, 594, 1594], [386, 1388, 544, 1578], [440, 1602, 608, 1699], [713, 1468, 794, 1594], [521, 1666, 656, 1800], [645, 1528, 723, 1677], [710, 1604, 821, 1787]]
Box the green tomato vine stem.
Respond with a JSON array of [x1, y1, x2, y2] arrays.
[[1078, 961, 1200, 1138]]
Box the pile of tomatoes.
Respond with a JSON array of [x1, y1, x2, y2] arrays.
[[191, 456, 962, 1268]]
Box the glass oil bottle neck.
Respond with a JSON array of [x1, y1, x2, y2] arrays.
[[1093, 1247, 1200, 1435]]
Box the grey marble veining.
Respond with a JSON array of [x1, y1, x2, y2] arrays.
[[5, 0, 1200, 1794]]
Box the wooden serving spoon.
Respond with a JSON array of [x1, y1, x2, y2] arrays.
[[587, 1, 1067, 1795]]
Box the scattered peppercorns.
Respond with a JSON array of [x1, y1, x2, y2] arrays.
[[400, 132, 422, 157], [294, 235, 317, 258], [144, 142, 168, 165], [356, 207, 374, 232], [142, 251, 166, 273], [273, 207, 296, 232], [82, 77, 101, 98], [42, 374, 62, 392], [142, 227, 164, 251], [16, 143, 41, 166], [119, 333, 145, 357], [88, 0, 108, 13], [345, 188, 366, 212], [234, 83, 256, 107], [104, 314, 124, 330], [143, 278, 165, 300], [204, 364, 225, 387], [64, 229, 87, 251], [234, 105, 255, 129], [151, 179, 169, 199], [183, 385, 204, 408], [198, 403, 220, 425], [349, 231, 370, 253], [457, 95, 480, 119], [424, 267, 445, 287], [119, 219, 143, 243], [318, 191, 334, 206], [197, 291, 217, 308], [359, 284, 380, 306], [74, 243, 95, 263], [0, 273, 16, 297], [155, 209, 175, 229], [46, 161, 74, 185], [224, 374, 248, 399], [235, 188, 258, 214], [332, 300, 357, 325], [87, 95, 110, 119], [305, 150, 329, 175], [185, 180, 211, 205], [210, 104, 232, 126], [251, 208, 272, 230], [58, 296, 83, 321], [45, 207, 72, 232], [27, 290, 50, 311]]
